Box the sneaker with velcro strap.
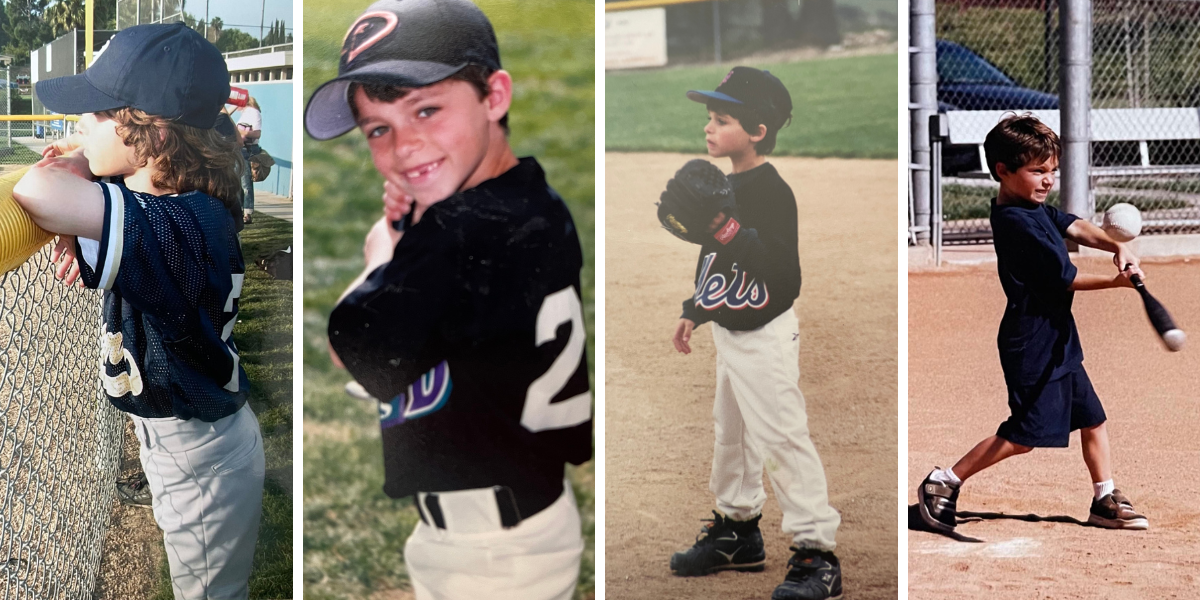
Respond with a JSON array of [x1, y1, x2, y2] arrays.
[[669, 511, 766, 576], [771, 547, 843, 600], [1088, 489, 1148, 530], [917, 468, 960, 533]]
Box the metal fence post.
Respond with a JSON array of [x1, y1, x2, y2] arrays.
[[930, 113, 947, 266], [713, 0, 722, 64], [910, 0, 937, 244], [6, 66, 10, 148], [1060, 0, 1092, 221]]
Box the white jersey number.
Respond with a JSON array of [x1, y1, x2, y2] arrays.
[[520, 286, 592, 432]]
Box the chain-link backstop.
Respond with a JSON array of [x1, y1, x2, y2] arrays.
[[917, 0, 1200, 243], [0, 240, 121, 599]]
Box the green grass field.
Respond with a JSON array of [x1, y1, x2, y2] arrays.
[[303, 1, 595, 598], [152, 213, 295, 599], [605, 53, 897, 159]]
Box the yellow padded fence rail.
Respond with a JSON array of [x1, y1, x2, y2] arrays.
[[0, 167, 53, 275]]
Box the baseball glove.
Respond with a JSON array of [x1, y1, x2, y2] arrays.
[[656, 159, 740, 245]]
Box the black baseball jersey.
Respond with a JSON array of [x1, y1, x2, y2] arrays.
[[329, 157, 593, 500], [681, 162, 801, 331], [76, 181, 249, 421]]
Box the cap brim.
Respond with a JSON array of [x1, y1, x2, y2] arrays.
[[304, 60, 466, 141], [35, 73, 125, 115], [686, 90, 744, 106]]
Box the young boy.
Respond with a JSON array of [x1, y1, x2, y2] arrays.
[[667, 66, 844, 600], [304, 1, 592, 598], [16, 23, 264, 598], [917, 114, 1148, 534]]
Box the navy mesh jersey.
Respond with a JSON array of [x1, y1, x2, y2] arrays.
[[329, 157, 593, 499], [77, 181, 249, 421]]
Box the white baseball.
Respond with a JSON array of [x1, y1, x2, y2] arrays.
[[1102, 203, 1142, 242]]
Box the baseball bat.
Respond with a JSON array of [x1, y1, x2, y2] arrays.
[[1127, 267, 1185, 351]]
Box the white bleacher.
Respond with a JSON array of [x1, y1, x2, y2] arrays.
[[946, 108, 1200, 176]]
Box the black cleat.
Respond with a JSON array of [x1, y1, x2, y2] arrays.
[[917, 468, 960, 533], [771, 547, 843, 600], [116, 473, 152, 509], [1088, 489, 1148, 530], [669, 511, 766, 576]]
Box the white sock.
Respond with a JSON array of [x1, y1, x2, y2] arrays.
[[1094, 479, 1115, 500], [930, 467, 962, 486]]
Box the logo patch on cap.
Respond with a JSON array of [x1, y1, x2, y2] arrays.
[[343, 11, 399, 63]]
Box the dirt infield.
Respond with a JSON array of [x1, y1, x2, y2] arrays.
[[605, 152, 898, 599], [909, 257, 1200, 599]]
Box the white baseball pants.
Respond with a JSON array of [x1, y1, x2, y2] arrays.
[[131, 402, 265, 600], [709, 309, 841, 551], [405, 480, 583, 600]]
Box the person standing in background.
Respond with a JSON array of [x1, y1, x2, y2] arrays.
[[237, 97, 262, 224]]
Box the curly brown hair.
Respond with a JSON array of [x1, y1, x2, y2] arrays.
[[98, 107, 245, 209]]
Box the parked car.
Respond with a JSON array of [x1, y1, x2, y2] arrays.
[[937, 40, 1059, 173], [937, 40, 1058, 111]]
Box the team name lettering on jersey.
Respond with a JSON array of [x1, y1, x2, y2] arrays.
[[379, 361, 453, 429], [694, 252, 770, 311]]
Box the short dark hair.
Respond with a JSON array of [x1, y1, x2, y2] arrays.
[[706, 100, 789, 155], [347, 65, 509, 133], [983, 114, 1060, 181]]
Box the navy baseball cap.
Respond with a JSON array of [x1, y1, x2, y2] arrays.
[[687, 67, 793, 131], [35, 22, 229, 129], [305, 0, 502, 140]]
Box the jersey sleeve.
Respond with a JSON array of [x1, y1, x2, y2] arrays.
[[76, 183, 236, 325], [1044, 204, 1080, 235], [328, 225, 460, 403]]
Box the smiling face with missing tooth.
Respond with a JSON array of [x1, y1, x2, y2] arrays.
[[354, 77, 498, 209]]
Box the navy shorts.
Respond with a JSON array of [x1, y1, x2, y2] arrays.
[[996, 366, 1107, 448]]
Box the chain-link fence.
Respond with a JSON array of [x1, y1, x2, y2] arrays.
[[0, 242, 121, 599], [607, 0, 896, 66], [918, 0, 1200, 243]]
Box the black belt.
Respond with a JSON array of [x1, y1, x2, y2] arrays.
[[418, 483, 560, 530]]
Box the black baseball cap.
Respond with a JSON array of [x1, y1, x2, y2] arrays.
[[35, 22, 229, 129], [687, 67, 793, 131], [305, 0, 502, 140]]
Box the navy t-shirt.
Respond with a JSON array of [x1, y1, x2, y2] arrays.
[[990, 198, 1082, 387]]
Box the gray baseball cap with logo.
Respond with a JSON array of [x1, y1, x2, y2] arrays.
[[304, 0, 501, 140]]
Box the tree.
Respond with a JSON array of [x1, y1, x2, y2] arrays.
[[216, 27, 258, 53], [262, 19, 287, 46], [3, 0, 53, 64], [45, 0, 84, 36], [0, 3, 11, 52], [797, 0, 841, 48]]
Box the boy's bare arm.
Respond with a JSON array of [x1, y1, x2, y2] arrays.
[[1065, 219, 1139, 271], [12, 153, 104, 240], [1070, 269, 1141, 291]]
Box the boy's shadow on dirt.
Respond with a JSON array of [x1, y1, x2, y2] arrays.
[[907, 504, 1092, 543]]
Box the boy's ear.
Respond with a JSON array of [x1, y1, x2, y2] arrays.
[[485, 70, 513, 124], [995, 161, 1010, 178], [749, 123, 767, 144]]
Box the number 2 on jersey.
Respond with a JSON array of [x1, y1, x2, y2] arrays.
[[521, 286, 591, 432]]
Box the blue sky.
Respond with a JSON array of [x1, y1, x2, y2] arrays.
[[187, 0, 293, 37]]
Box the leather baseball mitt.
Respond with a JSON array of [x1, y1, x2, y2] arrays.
[[656, 159, 740, 245]]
